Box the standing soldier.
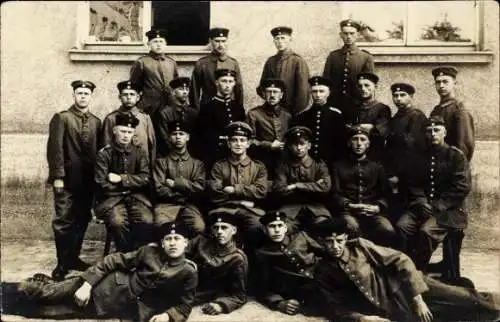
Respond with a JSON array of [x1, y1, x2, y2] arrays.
[[292, 76, 347, 165], [155, 77, 198, 157], [323, 19, 374, 117], [190, 27, 244, 111], [47, 80, 101, 280], [102, 81, 156, 164], [430, 66, 475, 161], [130, 28, 179, 116], [246, 78, 291, 179], [258, 26, 310, 115]]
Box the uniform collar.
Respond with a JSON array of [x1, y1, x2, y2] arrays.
[[349, 153, 369, 163], [168, 150, 190, 161], [264, 103, 283, 116], [277, 48, 293, 58], [69, 105, 89, 118], [428, 142, 449, 155], [342, 44, 359, 54], [358, 99, 378, 110], [164, 254, 186, 267], [149, 51, 166, 60], [213, 94, 233, 103], [228, 155, 251, 166], [439, 96, 457, 107], [111, 140, 133, 153], [210, 51, 229, 62], [171, 97, 190, 111], [290, 155, 313, 168], [210, 238, 237, 256], [118, 105, 140, 115]]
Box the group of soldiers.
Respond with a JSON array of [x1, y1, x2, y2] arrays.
[[15, 19, 498, 322]]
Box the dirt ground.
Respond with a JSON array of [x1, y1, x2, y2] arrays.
[[1, 238, 499, 322]]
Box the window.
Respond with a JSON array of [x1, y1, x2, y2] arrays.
[[340, 1, 478, 47]]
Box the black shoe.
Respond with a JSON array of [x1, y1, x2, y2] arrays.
[[51, 265, 68, 281], [32, 273, 54, 285], [67, 258, 91, 271]]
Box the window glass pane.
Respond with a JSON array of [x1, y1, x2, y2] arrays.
[[408, 1, 476, 44], [341, 2, 406, 43], [89, 1, 143, 42]]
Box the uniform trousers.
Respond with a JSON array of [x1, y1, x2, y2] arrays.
[[342, 213, 397, 248], [154, 203, 205, 238]]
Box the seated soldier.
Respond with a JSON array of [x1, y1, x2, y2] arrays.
[[330, 125, 396, 247], [314, 218, 500, 322], [273, 126, 332, 233], [396, 116, 471, 273], [246, 78, 291, 179], [153, 120, 206, 238], [94, 113, 154, 252], [187, 210, 248, 315], [255, 211, 324, 316], [17, 222, 198, 322], [208, 121, 268, 251]]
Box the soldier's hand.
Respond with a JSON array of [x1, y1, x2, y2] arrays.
[[108, 173, 122, 183], [166, 179, 175, 188], [149, 312, 170, 322], [365, 204, 380, 215], [359, 315, 391, 322], [388, 176, 399, 184], [53, 179, 64, 194], [73, 281, 92, 307], [202, 302, 223, 315], [223, 186, 235, 194], [240, 200, 255, 208], [286, 184, 297, 191], [271, 140, 285, 150], [413, 295, 433, 322], [277, 299, 300, 315]]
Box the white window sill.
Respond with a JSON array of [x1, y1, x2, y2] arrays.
[[367, 49, 494, 64]]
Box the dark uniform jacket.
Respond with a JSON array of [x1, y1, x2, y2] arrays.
[[152, 151, 205, 204], [406, 143, 471, 229], [94, 141, 151, 216], [315, 237, 429, 322], [430, 97, 475, 161], [102, 106, 156, 163], [273, 155, 331, 218], [331, 156, 389, 213], [190, 52, 244, 110], [209, 156, 268, 213], [81, 245, 198, 322], [187, 235, 248, 313], [194, 95, 246, 163], [153, 100, 199, 157], [47, 105, 101, 193], [130, 52, 179, 115], [258, 49, 310, 115], [255, 231, 324, 308], [292, 104, 348, 164], [322, 45, 374, 110]]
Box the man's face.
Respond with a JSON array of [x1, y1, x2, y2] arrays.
[[113, 125, 135, 145], [339, 26, 358, 46], [434, 75, 456, 97], [392, 91, 412, 109], [358, 79, 376, 100], [288, 138, 311, 158], [210, 36, 228, 56], [162, 234, 188, 258], [211, 222, 237, 245], [273, 34, 291, 51], [119, 89, 140, 108], [173, 86, 189, 103], [227, 135, 250, 155], [425, 125, 447, 146], [265, 220, 287, 242], [216, 76, 236, 96], [323, 233, 348, 258], [311, 85, 330, 105], [169, 131, 189, 149], [264, 87, 284, 106], [348, 134, 370, 155], [149, 37, 167, 54], [73, 88, 93, 109]]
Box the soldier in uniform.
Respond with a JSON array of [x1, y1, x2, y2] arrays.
[[187, 210, 248, 315], [194, 69, 246, 169], [17, 222, 198, 322], [396, 116, 471, 272], [430, 66, 475, 162], [322, 19, 374, 117], [190, 27, 244, 111], [153, 120, 206, 238], [246, 78, 291, 179], [255, 211, 324, 316], [273, 126, 332, 233], [314, 218, 500, 322], [292, 76, 348, 165], [101, 80, 156, 164], [95, 113, 154, 253], [258, 26, 310, 115], [348, 72, 391, 162], [330, 125, 396, 247], [208, 121, 268, 251], [47, 80, 101, 280], [130, 28, 179, 116], [154, 77, 199, 158]]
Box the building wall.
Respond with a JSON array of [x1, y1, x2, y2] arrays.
[[1, 1, 499, 137]]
